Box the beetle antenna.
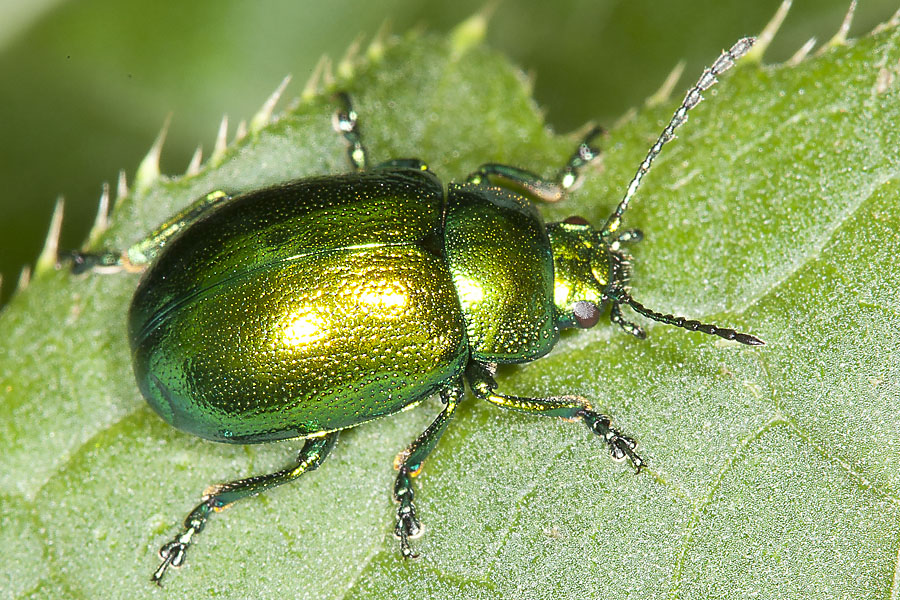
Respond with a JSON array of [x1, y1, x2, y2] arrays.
[[611, 290, 764, 346], [599, 37, 755, 240]]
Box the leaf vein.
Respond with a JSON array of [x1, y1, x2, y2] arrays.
[[666, 414, 786, 599]]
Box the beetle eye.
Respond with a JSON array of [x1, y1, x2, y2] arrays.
[[572, 300, 600, 329], [563, 215, 590, 226]]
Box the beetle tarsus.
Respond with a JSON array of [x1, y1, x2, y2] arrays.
[[582, 411, 644, 473], [393, 466, 423, 558], [556, 124, 605, 191], [610, 302, 646, 339], [396, 518, 422, 560], [58, 249, 123, 275], [333, 92, 369, 170], [151, 540, 185, 585], [150, 497, 214, 584]]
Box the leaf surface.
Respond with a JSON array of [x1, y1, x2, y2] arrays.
[[1, 22, 899, 600]]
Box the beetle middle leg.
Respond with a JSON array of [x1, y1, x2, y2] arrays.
[[151, 432, 338, 585], [333, 93, 433, 174], [333, 92, 369, 171], [392, 379, 464, 558], [466, 125, 603, 202], [465, 362, 643, 472]]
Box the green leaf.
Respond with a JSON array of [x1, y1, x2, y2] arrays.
[[2, 20, 899, 599]]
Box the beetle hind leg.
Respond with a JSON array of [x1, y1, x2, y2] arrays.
[[61, 189, 234, 276], [466, 362, 643, 472], [60, 249, 129, 275], [151, 432, 338, 585], [392, 379, 464, 558]]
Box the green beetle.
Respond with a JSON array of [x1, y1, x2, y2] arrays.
[[65, 38, 760, 584]]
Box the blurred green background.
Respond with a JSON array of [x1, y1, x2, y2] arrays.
[[0, 0, 894, 306]]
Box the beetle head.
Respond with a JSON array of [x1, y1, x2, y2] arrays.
[[545, 216, 611, 330]]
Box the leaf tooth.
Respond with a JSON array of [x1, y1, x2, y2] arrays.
[[211, 114, 229, 165], [819, 0, 856, 54], [612, 107, 638, 130], [744, 0, 792, 64], [135, 114, 171, 194], [87, 183, 111, 245], [408, 22, 427, 40], [366, 20, 392, 62], [520, 69, 536, 96], [873, 6, 900, 34], [646, 60, 686, 109], [234, 119, 248, 143], [337, 35, 364, 80], [787, 37, 817, 66], [186, 145, 203, 176], [36, 197, 64, 276], [301, 54, 329, 103], [450, 1, 498, 59], [16, 265, 31, 294], [250, 74, 291, 134], [321, 56, 335, 91], [116, 169, 128, 203]]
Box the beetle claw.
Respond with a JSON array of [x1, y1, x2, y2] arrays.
[[151, 540, 186, 585]]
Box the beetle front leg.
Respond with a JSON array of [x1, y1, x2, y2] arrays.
[[466, 126, 603, 202], [606, 230, 649, 339], [392, 380, 463, 558], [466, 362, 643, 472], [151, 432, 338, 585]]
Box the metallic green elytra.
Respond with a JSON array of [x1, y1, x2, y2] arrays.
[[64, 38, 762, 585], [131, 169, 467, 444]]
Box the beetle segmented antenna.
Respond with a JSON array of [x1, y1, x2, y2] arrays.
[[600, 37, 755, 240], [598, 38, 763, 347], [620, 295, 764, 346]]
